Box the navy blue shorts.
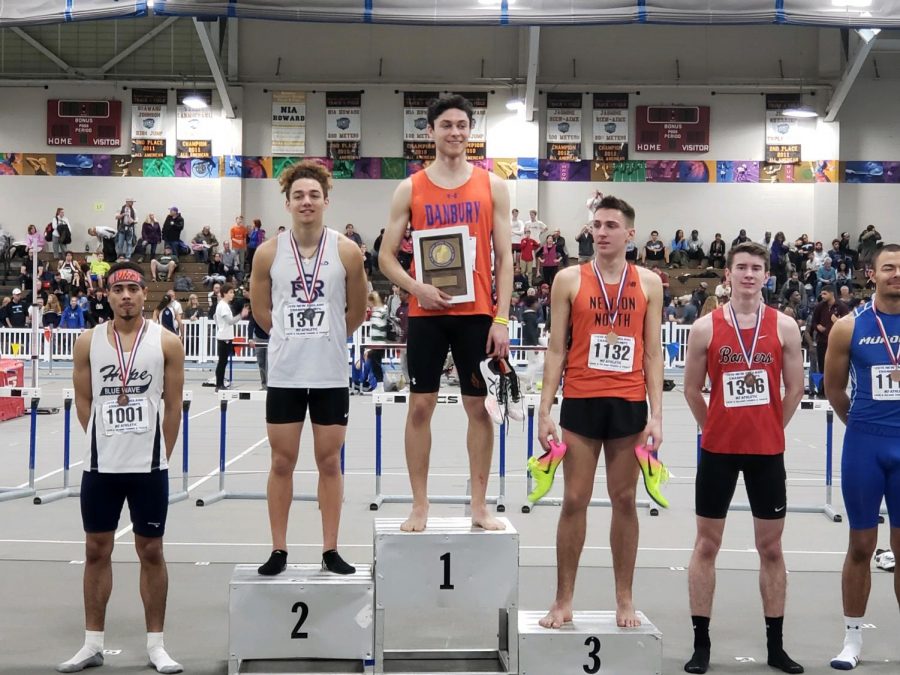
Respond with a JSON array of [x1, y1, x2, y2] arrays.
[[80, 470, 169, 537], [842, 422, 900, 530]]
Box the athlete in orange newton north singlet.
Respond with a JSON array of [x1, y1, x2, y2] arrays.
[[563, 262, 648, 402], [408, 166, 495, 318], [702, 304, 785, 455]]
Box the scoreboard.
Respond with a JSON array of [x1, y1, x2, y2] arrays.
[[635, 105, 710, 153], [47, 100, 122, 148]]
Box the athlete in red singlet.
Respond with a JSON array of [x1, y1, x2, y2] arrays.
[[682, 242, 805, 675], [538, 196, 664, 630]]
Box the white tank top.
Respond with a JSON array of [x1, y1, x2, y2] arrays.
[[86, 320, 166, 473], [267, 228, 349, 388]]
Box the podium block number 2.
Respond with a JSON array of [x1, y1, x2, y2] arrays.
[[291, 601, 309, 639], [583, 636, 601, 674], [439, 552, 454, 590]]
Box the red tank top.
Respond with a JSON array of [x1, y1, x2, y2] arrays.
[[702, 305, 785, 455], [408, 166, 494, 317], [563, 262, 647, 402]]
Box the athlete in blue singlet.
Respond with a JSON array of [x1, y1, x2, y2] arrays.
[[825, 243, 900, 670]]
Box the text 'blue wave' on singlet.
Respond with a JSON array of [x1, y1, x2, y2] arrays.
[[849, 299, 900, 430]]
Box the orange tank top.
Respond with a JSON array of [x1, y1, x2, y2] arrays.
[[408, 166, 494, 317], [563, 262, 648, 401]]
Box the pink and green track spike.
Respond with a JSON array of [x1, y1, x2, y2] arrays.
[[634, 444, 670, 509], [527, 440, 567, 503]]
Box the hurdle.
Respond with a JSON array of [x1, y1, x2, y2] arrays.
[[168, 390, 192, 504], [0, 387, 40, 503], [369, 391, 507, 512], [521, 394, 658, 515], [196, 389, 344, 506], [34, 389, 77, 504], [694, 398, 842, 522]]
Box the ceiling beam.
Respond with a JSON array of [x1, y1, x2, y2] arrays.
[[227, 18, 239, 81], [824, 30, 877, 122], [97, 17, 178, 74], [524, 27, 539, 122], [9, 27, 75, 75], [193, 17, 235, 119]]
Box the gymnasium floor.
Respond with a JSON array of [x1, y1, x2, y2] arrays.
[[0, 366, 897, 674]]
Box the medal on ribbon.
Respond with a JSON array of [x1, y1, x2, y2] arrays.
[[592, 260, 629, 346], [728, 302, 764, 388], [289, 228, 327, 304], [112, 319, 148, 406], [871, 299, 900, 382]]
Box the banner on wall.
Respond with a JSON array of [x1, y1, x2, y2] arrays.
[[271, 91, 306, 155], [765, 94, 802, 164], [593, 93, 629, 162], [403, 92, 438, 161], [546, 93, 582, 162], [175, 90, 213, 159], [635, 105, 710, 153], [326, 91, 361, 160], [456, 91, 487, 160], [130, 89, 167, 158]]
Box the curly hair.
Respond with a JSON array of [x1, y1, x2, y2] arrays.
[[279, 160, 333, 199]]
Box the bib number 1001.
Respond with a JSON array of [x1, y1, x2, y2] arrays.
[[104, 405, 143, 426]]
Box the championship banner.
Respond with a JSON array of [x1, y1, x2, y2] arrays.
[[593, 93, 628, 162], [130, 89, 167, 158], [765, 94, 802, 164], [175, 90, 213, 159], [457, 91, 487, 160], [546, 93, 582, 162], [635, 105, 710, 153], [403, 92, 438, 161], [326, 91, 361, 161], [272, 91, 306, 155]]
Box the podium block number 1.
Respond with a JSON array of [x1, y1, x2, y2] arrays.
[[291, 602, 309, 639], [583, 636, 601, 674], [439, 552, 454, 590]]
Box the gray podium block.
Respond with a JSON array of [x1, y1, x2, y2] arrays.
[[229, 564, 374, 675], [374, 517, 518, 674], [518, 610, 662, 675]]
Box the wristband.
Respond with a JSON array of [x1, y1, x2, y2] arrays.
[[493, 316, 509, 326]]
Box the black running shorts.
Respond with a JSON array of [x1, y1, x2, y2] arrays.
[[695, 449, 787, 520], [80, 470, 169, 537], [406, 314, 492, 396], [559, 397, 648, 440], [266, 386, 349, 426]]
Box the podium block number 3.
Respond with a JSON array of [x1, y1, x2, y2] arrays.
[[440, 552, 454, 590], [584, 636, 601, 674], [291, 601, 309, 639]]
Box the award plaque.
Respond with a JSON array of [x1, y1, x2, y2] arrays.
[[411, 226, 475, 304]]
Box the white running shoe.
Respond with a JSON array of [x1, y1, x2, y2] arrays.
[[875, 548, 895, 571], [480, 358, 504, 425]]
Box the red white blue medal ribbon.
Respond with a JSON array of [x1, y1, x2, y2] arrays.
[[112, 318, 147, 405], [728, 302, 763, 373], [289, 228, 327, 304], [591, 261, 628, 340], [871, 298, 900, 378]]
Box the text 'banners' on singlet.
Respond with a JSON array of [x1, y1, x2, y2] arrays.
[[848, 299, 900, 429], [702, 305, 785, 455], [87, 321, 165, 473], [267, 228, 349, 388], [563, 262, 648, 402], [408, 166, 495, 318]]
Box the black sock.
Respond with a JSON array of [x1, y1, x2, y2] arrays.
[[765, 616, 784, 653], [258, 549, 287, 576], [767, 648, 804, 674], [685, 615, 711, 674], [322, 549, 356, 575]]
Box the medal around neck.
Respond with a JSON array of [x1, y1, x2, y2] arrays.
[[592, 260, 628, 345], [871, 299, 900, 382], [112, 319, 147, 407]]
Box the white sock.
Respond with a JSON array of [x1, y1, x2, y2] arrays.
[[831, 616, 863, 669], [147, 633, 182, 674], [56, 631, 104, 672]]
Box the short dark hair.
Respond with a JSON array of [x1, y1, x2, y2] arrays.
[[106, 261, 144, 279], [726, 242, 770, 271], [426, 94, 474, 127], [592, 195, 636, 224], [872, 243, 900, 267], [279, 159, 333, 198], [820, 284, 835, 295], [221, 283, 234, 295]]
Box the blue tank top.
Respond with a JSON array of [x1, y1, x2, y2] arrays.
[[848, 299, 900, 429], [161, 307, 178, 335]]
